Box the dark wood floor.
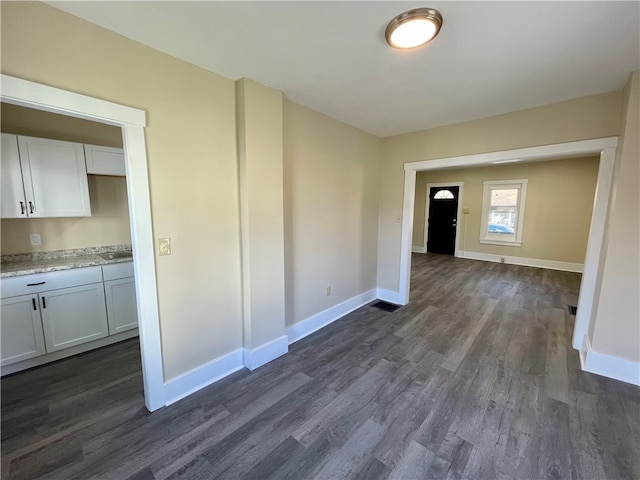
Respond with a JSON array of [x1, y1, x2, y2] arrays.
[[2, 254, 639, 480]]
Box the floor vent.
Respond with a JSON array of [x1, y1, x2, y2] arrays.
[[372, 301, 402, 312], [568, 305, 577, 315]]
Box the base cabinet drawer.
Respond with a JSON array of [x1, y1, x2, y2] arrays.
[[1, 295, 46, 366], [104, 277, 138, 334], [40, 283, 109, 353]]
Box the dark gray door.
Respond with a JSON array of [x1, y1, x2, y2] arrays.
[[427, 186, 459, 255]]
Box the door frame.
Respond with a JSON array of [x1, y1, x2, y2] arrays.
[[424, 182, 464, 255], [1, 74, 164, 411], [398, 137, 618, 354]]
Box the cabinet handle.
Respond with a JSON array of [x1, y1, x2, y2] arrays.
[[19, 201, 25, 215], [32, 298, 37, 310], [28, 201, 35, 214], [26, 281, 46, 286], [41, 297, 47, 309]]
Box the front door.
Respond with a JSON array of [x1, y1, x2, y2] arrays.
[[427, 186, 459, 255]]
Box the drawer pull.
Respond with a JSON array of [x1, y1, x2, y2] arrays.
[[26, 281, 46, 287]]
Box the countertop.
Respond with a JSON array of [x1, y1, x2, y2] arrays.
[[1, 245, 133, 278]]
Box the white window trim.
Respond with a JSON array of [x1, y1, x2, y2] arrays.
[[479, 179, 528, 247]]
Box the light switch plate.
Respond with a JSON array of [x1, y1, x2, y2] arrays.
[[159, 238, 171, 256]]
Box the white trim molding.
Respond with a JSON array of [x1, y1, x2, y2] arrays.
[[286, 289, 377, 345], [243, 336, 288, 371], [479, 179, 528, 246], [459, 251, 583, 273], [412, 246, 427, 253], [398, 169, 417, 305], [164, 349, 245, 406], [573, 147, 616, 350], [376, 288, 401, 305], [581, 337, 640, 386]]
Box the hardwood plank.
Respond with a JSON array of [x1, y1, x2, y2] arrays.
[[390, 440, 436, 479], [240, 436, 305, 480], [311, 418, 385, 479]]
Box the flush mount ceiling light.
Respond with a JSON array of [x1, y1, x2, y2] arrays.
[[385, 8, 443, 49]]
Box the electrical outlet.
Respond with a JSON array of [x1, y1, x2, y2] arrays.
[[29, 233, 41, 246], [159, 238, 171, 256], [326, 285, 331, 296], [463, 207, 470, 214]]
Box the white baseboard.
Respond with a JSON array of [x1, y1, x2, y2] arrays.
[[581, 336, 640, 386], [243, 335, 288, 371], [164, 348, 245, 406], [459, 251, 583, 273], [164, 334, 290, 405], [412, 246, 427, 253], [376, 288, 401, 305], [286, 288, 377, 345]]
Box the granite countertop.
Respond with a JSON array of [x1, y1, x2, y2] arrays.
[[1, 245, 133, 278]]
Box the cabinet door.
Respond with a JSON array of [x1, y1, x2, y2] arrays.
[[40, 284, 108, 352], [17, 136, 91, 217], [104, 277, 138, 334], [1, 133, 28, 218], [84, 144, 126, 176], [1, 295, 46, 366]]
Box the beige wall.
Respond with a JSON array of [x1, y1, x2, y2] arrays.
[[591, 71, 640, 362], [412, 157, 599, 264], [1, 1, 243, 380], [1, 103, 131, 254], [283, 100, 381, 326], [379, 91, 623, 291]]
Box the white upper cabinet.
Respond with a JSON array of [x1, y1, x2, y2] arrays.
[[84, 144, 126, 176], [1, 134, 92, 218], [1, 133, 28, 218]]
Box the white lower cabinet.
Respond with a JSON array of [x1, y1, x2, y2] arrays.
[[104, 278, 138, 334], [0, 295, 46, 366], [39, 283, 108, 352], [1, 262, 137, 371]]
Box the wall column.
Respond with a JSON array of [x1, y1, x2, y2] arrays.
[[236, 78, 287, 369], [586, 71, 640, 385]]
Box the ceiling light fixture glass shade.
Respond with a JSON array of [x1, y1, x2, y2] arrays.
[[385, 8, 443, 49]]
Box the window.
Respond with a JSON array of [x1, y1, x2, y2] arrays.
[[480, 179, 527, 246], [433, 189, 455, 199]]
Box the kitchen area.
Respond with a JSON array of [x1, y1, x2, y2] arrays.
[[0, 102, 139, 376]]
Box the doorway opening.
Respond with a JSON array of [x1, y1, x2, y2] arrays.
[[397, 137, 618, 354], [1, 74, 164, 411]]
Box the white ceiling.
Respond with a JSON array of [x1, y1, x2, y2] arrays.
[[48, 1, 640, 137]]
